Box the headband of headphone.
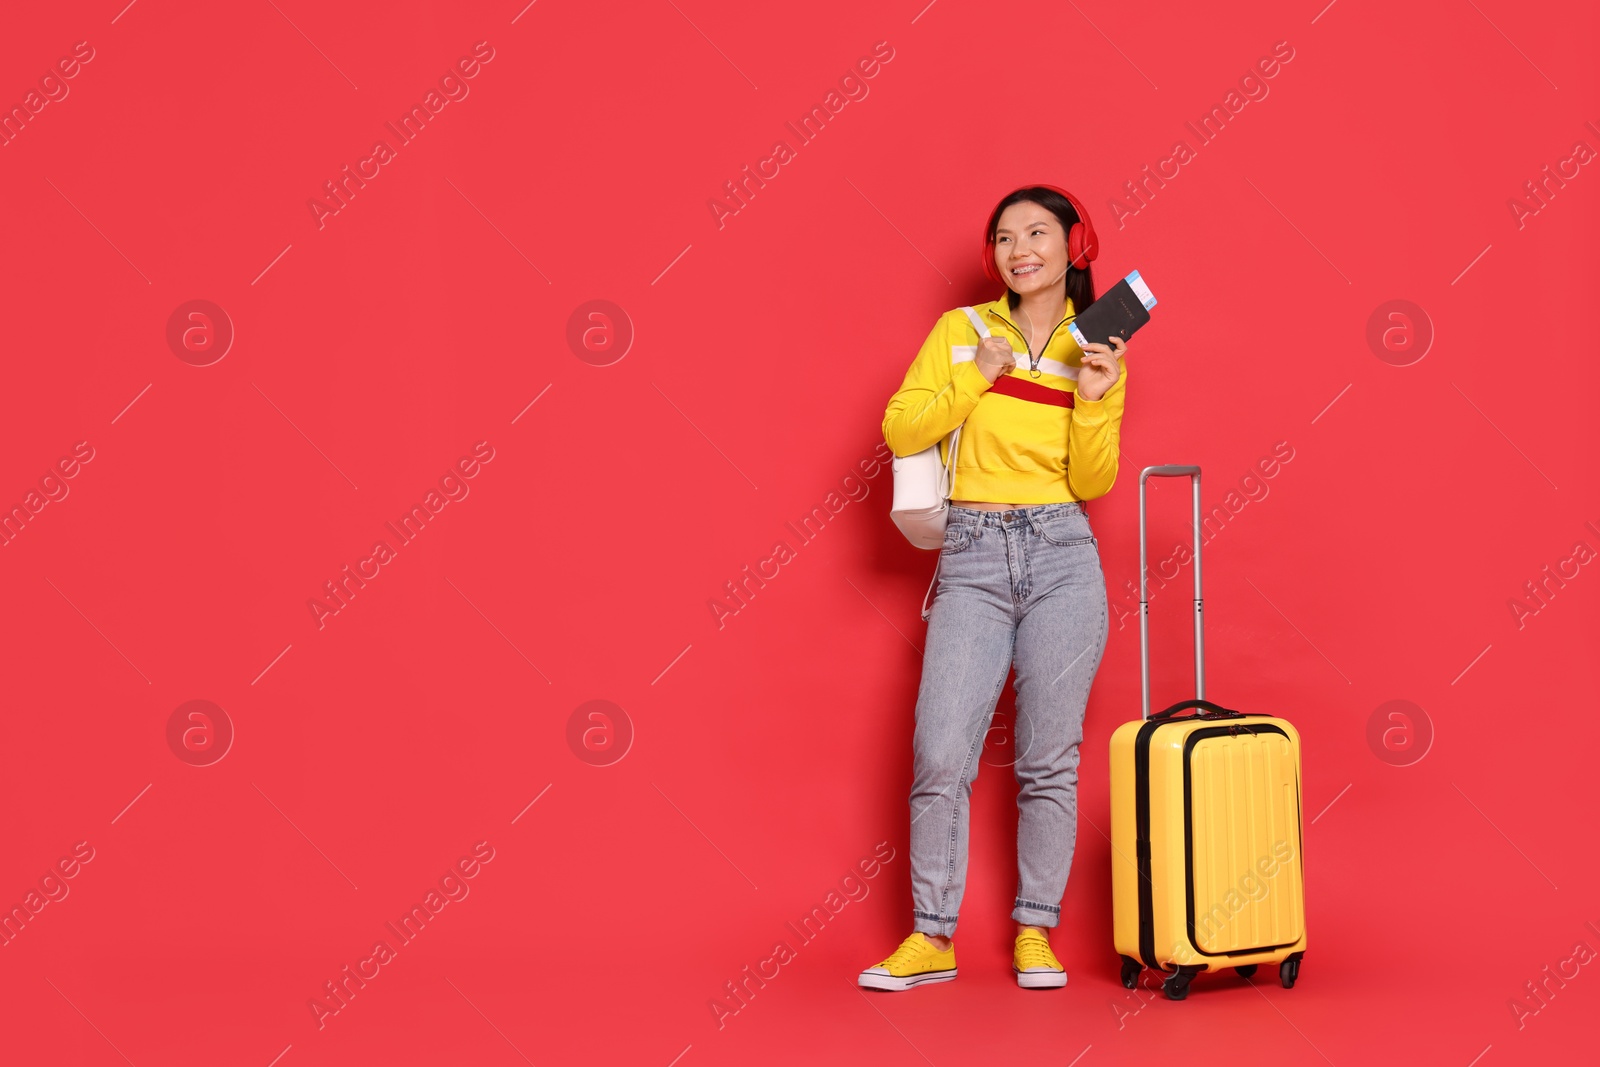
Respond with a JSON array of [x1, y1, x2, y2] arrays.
[[981, 184, 1099, 284]]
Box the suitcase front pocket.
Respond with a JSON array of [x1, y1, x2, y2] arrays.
[[1185, 727, 1306, 956]]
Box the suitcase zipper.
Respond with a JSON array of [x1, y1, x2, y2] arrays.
[[1132, 718, 1165, 970]]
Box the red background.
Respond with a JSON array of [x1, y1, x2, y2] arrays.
[[2, 1, 1596, 1064]]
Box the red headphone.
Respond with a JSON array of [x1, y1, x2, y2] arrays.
[[980, 184, 1099, 284]]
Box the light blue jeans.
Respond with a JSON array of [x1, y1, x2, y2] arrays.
[[909, 502, 1109, 938]]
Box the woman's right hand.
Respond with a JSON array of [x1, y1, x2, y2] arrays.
[[975, 336, 1017, 383]]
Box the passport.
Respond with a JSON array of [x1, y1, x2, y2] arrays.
[[1067, 270, 1157, 352]]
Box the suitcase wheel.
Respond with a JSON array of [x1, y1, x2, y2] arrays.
[[1162, 965, 1202, 1001], [1119, 955, 1141, 990], [1279, 953, 1303, 989], [1233, 964, 1257, 978]]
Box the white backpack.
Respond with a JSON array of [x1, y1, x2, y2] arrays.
[[889, 306, 992, 617]]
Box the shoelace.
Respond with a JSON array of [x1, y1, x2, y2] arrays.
[[1016, 934, 1060, 970], [884, 935, 938, 967]]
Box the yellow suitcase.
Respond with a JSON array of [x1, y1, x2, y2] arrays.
[[1110, 466, 1307, 1000]]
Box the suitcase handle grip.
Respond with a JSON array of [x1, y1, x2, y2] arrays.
[[1149, 698, 1245, 721]]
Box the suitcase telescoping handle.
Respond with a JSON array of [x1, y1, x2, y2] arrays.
[[1138, 465, 1205, 720]]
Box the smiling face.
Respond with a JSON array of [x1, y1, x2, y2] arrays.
[[993, 201, 1072, 294]]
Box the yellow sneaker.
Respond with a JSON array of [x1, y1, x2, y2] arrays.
[[858, 932, 957, 991], [1014, 929, 1067, 988]]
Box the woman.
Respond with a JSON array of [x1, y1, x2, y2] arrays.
[[860, 186, 1129, 991]]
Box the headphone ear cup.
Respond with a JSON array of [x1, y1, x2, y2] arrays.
[[1078, 225, 1099, 266], [1047, 185, 1097, 268]]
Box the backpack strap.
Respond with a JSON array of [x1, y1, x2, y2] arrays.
[[930, 305, 1002, 519], [959, 306, 991, 339]]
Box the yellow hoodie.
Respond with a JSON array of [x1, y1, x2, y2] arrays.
[[883, 293, 1129, 505]]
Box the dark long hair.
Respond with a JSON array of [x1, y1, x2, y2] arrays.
[[984, 186, 1097, 317]]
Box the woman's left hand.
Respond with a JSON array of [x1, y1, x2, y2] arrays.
[[1076, 335, 1126, 402]]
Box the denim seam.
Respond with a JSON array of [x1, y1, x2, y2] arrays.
[[943, 525, 975, 555], [1033, 510, 1095, 549], [1037, 524, 1095, 548], [1006, 525, 1030, 606], [1021, 524, 1034, 603]]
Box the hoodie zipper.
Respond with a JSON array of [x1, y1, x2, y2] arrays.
[[987, 301, 1070, 379]]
